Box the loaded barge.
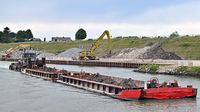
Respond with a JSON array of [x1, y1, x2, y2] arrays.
[[9, 53, 197, 100]]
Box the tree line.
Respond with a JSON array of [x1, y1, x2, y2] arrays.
[[0, 27, 33, 43]]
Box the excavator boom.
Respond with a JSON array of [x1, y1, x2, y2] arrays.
[[0, 44, 30, 59], [90, 30, 112, 54]]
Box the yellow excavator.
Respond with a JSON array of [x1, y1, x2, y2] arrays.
[[79, 30, 112, 60], [0, 44, 31, 60]]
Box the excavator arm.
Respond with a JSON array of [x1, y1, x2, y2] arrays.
[[5, 44, 30, 55], [90, 30, 112, 54], [1, 44, 31, 59], [79, 30, 112, 60]]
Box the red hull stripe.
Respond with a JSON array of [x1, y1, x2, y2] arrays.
[[143, 87, 196, 99], [116, 87, 196, 100], [116, 89, 141, 99]]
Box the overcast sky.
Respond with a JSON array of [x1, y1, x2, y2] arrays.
[[1, 0, 200, 40]]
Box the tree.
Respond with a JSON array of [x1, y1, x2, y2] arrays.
[[3, 27, 11, 34], [0, 27, 33, 43], [16, 29, 33, 41], [1, 27, 13, 43], [9, 32, 16, 38], [75, 28, 87, 40], [16, 30, 27, 42], [26, 29, 33, 40]]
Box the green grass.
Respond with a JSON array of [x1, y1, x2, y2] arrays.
[[162, 36, 200, 60], [0, 35, 200, 59], [176, 66, 200, 74]]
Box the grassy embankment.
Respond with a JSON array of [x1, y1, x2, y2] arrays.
[[0, 35, 200, 59]]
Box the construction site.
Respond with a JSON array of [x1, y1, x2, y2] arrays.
[[1, 30, 200, 77]]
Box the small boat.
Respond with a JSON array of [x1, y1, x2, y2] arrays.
[[117, 78, 197, 100]]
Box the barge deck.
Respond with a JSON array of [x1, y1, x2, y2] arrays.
[[20, 67, 197, 100]]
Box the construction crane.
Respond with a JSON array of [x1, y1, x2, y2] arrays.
[[79, 30, 112, 60], [0, 44, 31, 60]]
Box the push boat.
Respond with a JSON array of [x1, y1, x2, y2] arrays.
[[9, 53, 197, 100]]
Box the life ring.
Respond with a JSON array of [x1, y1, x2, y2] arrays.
[[150, 77, 159, 84]]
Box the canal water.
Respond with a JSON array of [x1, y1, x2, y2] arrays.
[[0, 61, 199, 112]]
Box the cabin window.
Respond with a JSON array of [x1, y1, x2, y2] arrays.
[[109, 87, 113, 93], [71, 79, 74, 83], [103, 85, 106, 91], [66, 78, 69, 82], [87, 82, 90, 87], [62, 77, 65, 82], [92, 83, 94, 89], [78, 81, 81, 85], [74, 80, 77, 84], [115, 88, 121, 94], [97, 84, 100, 90]]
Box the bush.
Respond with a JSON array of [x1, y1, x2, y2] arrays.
[[148, 64, 159, 73], [176, 66, 188, 72], [175, 66, 200, 74], [139, 64, 159, 74], [190, 67, 200, 73]]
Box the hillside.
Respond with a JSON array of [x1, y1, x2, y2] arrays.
[[0, 35, 200, 60]]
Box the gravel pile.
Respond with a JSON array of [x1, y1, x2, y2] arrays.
[[87, 73, 119, 85], [10, 48, 55, 59], [119, 78, 138, 88], [11, 50, 24, 59], [11, 49, 37, 59], [87, 73, 144, 88], [36, 52, 55, 59], [43, 67, 57, 72], [57, 48, 84, 58], [111, 47, 150, 59], [140, 43, 182, 60], [111, 43, 182, 60]]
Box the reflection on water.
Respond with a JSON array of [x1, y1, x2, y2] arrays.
[[125, 98, 197, 112], [0, 61, 199, 112]]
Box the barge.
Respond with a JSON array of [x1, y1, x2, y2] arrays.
[[9, 52, 197, 100]]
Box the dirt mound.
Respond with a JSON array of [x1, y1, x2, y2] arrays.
[[140, 43, 182, 60], [86, 73, 144, 88], [111, 47, 150, 59], [87, 74, 119, 85], [111, 43, 182, 60]]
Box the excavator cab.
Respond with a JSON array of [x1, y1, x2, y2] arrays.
[[79, 51, 96, 60]]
